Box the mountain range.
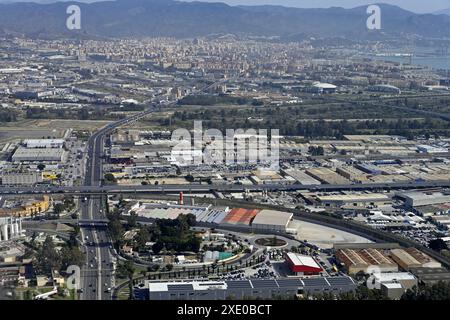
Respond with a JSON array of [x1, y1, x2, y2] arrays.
[[1, 0, 450, 40]]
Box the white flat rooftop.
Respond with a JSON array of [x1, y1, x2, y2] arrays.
[[373, 272, 416, 282], [148, 280, 228, 292], [286, 252, 321, 269], [382, 283, 403, 289], [24, 139, 65, 144], [252, 209, 293, 226]]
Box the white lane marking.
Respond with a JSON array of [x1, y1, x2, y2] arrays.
[[89, 199, 102, 300], [93, 229, 102, 300]]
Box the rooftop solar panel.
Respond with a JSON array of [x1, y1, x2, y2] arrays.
[[325, 277, 354, 286], [167, 284, 193, 291], [276, 279, 303, 288], [302, 278, 329, 287], [226, 280, 253, 289], [197, 282, 225, 287], [251, 280, 278, 288]]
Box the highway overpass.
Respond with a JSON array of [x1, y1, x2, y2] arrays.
[[1, 180, 450, 196]]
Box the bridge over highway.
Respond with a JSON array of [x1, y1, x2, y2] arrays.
[[2, 180, 450, 196], [23, 219, 108, 227]]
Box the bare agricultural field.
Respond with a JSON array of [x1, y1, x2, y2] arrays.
[[0, 119, 112, 142], [0, 122, 65, 143], [32, 119, 113, 130]]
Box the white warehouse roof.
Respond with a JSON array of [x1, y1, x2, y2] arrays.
[[252, 209, 293, 227], [149, 281, 228, 292], [24, 139, 65, 148], [313, 82, 337, 89], [372, 272, 416, 282], [286, 253, 321, 269], [12, 147, 66, 162]]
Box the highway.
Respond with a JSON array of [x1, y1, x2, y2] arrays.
[[79, 107, 157, 300], [2, 179, 450, 196], [80, 197, 114, 300], [80, 119, 110, 300]]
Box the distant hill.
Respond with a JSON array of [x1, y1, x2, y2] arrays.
[[435, 8, 450, 16], [1, 0, 450, 39]]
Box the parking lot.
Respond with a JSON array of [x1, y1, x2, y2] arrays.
[[62, 139, 86, 186]]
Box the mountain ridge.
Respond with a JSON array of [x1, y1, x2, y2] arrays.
[[0, 0, 450, 39]]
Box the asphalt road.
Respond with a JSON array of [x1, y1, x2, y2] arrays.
[[80, 119, 110, 300], [79, 108, 157, 300], [2, 179, 450, 196], [80, 197, 114, 300]]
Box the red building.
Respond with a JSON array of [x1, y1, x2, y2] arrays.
[[285, 252, 323, 275]]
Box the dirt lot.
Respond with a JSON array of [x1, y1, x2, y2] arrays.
[[290, 220, 372, 249], [0, 119, 112, 142]]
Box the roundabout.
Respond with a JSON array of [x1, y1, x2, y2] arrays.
[[254, 236, 288, 247]]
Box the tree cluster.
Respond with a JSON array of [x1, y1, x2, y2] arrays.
[[402, 282, 450, 300], [34, 236, 84, 275]]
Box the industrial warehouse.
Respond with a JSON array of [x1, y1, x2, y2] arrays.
[[23, 139, 65, 149], [314, 193, 392, 208], [143, 276, 357, 300], [251, 210, 293, 232], [8, 137, 68, 163], [335, 247, 399, 275], [127, 200, 294, 232], [1, 171, 43, 186], [11, 148, 67, 162], [390, 248, 442, 270], [285, 253, 323, 276], [334, 244, 442, 275]]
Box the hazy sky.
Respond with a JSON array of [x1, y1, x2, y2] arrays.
[[183, 1, 450, 13]]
